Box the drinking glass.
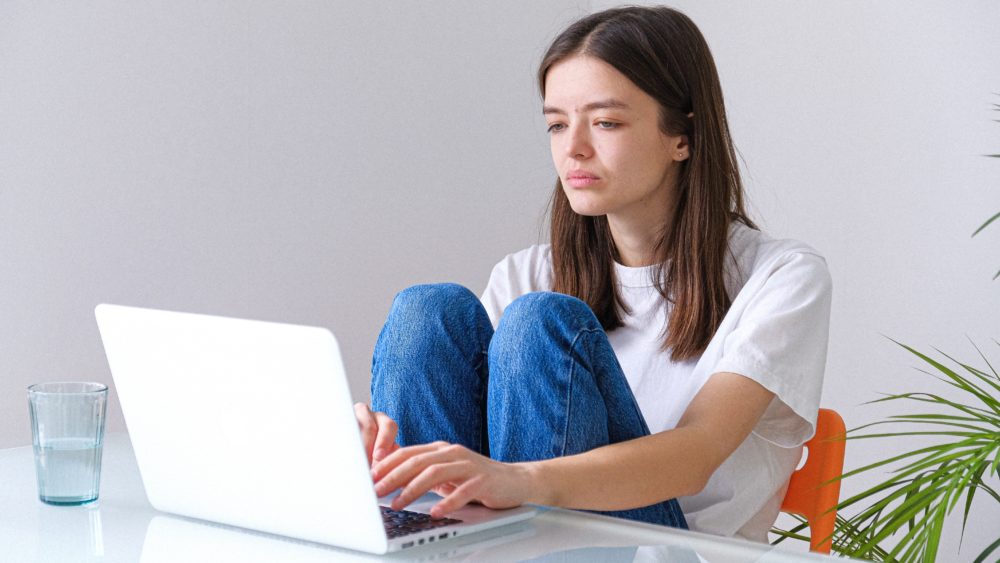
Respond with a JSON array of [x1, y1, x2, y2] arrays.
[[27, 382, 108, 505]]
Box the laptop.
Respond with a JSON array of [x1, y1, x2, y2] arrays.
[[141, 514, 535, 562], [95, 304, 536, 555]]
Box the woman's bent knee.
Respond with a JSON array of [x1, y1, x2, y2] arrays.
[[391, 283, 479, 317], [490, 292, 598, 380], [377, 283, 491, 370], [497, 291, 595, 333]]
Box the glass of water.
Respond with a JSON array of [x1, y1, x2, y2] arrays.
[[27, 382, 108, 505]]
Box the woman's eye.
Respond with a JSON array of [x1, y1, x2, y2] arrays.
[[596, 121, 618, 129], [547, 123, 566, 133]]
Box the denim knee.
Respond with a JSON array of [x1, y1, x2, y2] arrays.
[[376, 283, 490, 374], [490, 292, 598, 374], [392, 283, 479, 315], [497, 291, 596, 335]]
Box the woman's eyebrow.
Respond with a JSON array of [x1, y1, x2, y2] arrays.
[[542, 98, 631, 115]]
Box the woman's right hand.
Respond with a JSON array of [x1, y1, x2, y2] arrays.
[[353, 402, 400, 466]]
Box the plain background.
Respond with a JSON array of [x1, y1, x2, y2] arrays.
[[2, 0, 997, 557]]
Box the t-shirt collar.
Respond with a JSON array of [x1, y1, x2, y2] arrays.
[[613, 261, 661, 288]]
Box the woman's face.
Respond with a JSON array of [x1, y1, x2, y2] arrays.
[[543, 55, 688, 223]]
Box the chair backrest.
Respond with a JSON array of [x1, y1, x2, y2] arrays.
[[780, 408, 846, 554]]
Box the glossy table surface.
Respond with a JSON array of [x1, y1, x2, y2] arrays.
[[0, 433, 844, 562]]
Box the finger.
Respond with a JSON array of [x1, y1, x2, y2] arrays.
[[371, 441, 447, 482], [432, 483, 457, 497], [371, 412, 398, 462], [390, 461, 473, 510], [373, 443, 463, 496], [353, 403, 377, 464], [430, 476, 485, 519]]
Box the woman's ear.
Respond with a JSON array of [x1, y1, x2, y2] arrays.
[[672, 134, 691, 162]]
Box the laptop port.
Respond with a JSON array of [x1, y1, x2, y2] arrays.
[[439, 533, 448, 540], [418, 539, 424, 545], [402, 541, 414, 548]]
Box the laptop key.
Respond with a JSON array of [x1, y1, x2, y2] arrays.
[[380, 506, 461, 538]]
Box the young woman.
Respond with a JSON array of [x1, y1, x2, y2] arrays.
[[354, 6, 832, 542]]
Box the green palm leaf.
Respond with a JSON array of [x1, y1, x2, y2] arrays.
[[973, 536, 1000, 563], [972, 211, 1000, 236]]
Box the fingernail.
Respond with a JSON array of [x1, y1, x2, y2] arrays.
[[374, 448, 386, 461]]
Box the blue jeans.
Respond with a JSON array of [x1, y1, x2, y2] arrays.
[[371, 283, 687, 529]]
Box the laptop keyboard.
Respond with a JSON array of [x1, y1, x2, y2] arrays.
[[380, 505, 462, 539]]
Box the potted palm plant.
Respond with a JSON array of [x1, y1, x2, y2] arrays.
[[828, 342, 998, 562], [772, 101, 999, 562], [772, 341, 1000, 562]]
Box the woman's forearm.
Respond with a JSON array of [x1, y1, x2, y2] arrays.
[[521, 426, 715, 511], [519, 372, 777, 512]]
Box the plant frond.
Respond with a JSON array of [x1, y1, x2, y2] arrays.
[[829, 342, 999, 561], [857, 414, 995, 433], [925, 503, 947, 563], [943, 449, 994, 531], [856, 411, 996, 429], [841, 458, 968, 524], [960, 461, 993, 544], [848, 430, 989, 441], [833, 516, 891, 560], [836, 441, 966, 482], [773, 514, 894, 560], [859, 483, 945, 554], [936, 348, 1000, 396], [861, 392, 1000, 425], [895, 341, 1000, 415], [964, 338, 998, 379], [974, 480, 1000, 504], [892, 444, 992, 479], [973, 535, 1000, 563]]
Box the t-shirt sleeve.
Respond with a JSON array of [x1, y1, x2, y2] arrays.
[[712, 250, 833, 447]]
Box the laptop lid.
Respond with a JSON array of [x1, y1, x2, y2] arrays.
[[95, 304, 389, 554]]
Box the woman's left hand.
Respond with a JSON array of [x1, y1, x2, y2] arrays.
[[370, 441, 538, 519]]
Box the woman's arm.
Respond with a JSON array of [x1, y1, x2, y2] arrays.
[[370, 371, 776, 517], [524, 371, 775, 511]]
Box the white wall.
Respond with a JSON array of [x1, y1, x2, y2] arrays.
[[2, 0, 998, 557], [588, 0, 1000, 557], [0, 0, 588, 445]]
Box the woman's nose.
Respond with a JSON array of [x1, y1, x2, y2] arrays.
[[565, 123, 593, 159]]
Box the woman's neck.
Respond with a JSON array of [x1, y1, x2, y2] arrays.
[[607, 215, 666, 267]]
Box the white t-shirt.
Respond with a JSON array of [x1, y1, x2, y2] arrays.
[[479, 222, 833, 542]]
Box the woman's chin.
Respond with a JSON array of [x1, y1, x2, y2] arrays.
[[566, 200, 609, 217]]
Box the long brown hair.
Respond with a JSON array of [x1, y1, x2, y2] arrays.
[[539, 6, 756, 362]]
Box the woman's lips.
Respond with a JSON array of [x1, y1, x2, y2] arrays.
[[565, 171, 600, 188]]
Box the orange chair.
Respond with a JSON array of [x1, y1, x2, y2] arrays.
[[780, 408, 847, 554]]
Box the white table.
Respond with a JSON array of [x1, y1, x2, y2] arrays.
[[0, 434, 843, 562]]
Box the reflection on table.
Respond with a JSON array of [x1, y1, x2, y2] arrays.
[[0, 433, 843, 562]]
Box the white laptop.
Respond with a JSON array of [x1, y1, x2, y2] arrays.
[[95, 304, 536, 555], [140, 514, 535, 562]]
